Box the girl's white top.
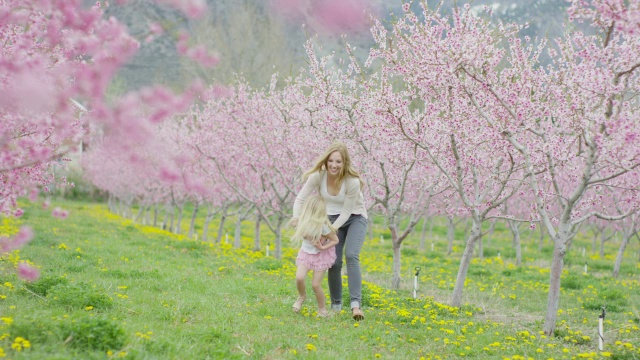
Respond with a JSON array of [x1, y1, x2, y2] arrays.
[[300, 224, 331, 254], [293, 170, 368, 230]]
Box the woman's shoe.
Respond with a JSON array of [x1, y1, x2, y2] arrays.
[[352, 307, 364, 321], [292, 296, 306, 313]]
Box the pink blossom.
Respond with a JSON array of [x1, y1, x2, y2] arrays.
[[17, 263, 40, 282], [28, 188, 40, 202], [185, 45, 220, 68], [14, 209, 24, 218], [52, 207, 69, 219], [312, 0, 372, 33], [159, 167, 180, 183], [149, 22, 163, 34], [0, 226, 34, 252]]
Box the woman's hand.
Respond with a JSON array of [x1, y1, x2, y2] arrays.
[[322, 232, 339, 249], [314, 236, 328, 250]]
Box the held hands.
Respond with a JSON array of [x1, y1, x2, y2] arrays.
[[315, 232, 339, 250]]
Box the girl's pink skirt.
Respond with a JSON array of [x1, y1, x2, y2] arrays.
[[296, 247, 337, 271]]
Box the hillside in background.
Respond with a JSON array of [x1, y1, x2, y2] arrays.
[[98, 0, 570, 93]]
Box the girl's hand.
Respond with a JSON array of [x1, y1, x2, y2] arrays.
[[322, 232, 339, 249], [314, 236, 328, 250]]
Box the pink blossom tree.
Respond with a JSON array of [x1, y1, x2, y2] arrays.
[[368, 3, 529, 305], [372, 0, 640, 335], [1, 0, 213, 280], [187, 81, 311, 258]]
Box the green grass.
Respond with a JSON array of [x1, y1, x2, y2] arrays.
[[0, 199, 639, 359]]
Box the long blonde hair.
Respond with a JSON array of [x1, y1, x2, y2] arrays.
[[290, 195, 336, 246], [302, 141, 364, 189]]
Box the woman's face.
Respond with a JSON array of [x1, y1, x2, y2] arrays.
[[327, 151, 343, 177]]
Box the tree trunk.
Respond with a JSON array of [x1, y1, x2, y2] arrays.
[[135, 204, 145, 223], [174, 205, 184, 234], [509, 220, 522, 266], [613, 231, 633, 278], [462, 217, 471, 242], [477, 236, 483, 259], [538, 225, 545, 252], [420, 216, 428, 251], [599, 230, 607, 258], [162, 204, 170, 230], [274, 219, 283, 260], [485, 220, 496, 246], [451, 218, 482, 307], [543, 224, 572, 336], [447, 216, 455, 256], [253, 211, 261, 251], [169, 206, 175, 233], [389, 223, 401, 289], [144, 205, 151, 225], [188, 203, 199, 239], [202, 213, 214, 242], [153, 204, 158, 227], [216, 211, 227, 243], [391, 239, 402, 289], [234, 216, 242, 248]]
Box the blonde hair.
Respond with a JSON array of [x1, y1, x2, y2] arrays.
[[290, 195, 336, 246], [302, 141, 364, 189]]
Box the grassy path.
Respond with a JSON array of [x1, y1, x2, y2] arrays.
[[0, 200, 638, 359]]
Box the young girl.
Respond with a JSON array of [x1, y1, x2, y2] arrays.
[[291, 195, 339, 317]]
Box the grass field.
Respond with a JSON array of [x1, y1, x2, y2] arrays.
[[0, 199, 639, 359]]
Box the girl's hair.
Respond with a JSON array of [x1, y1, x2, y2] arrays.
[[290, 195, 335, 246], [302, 140, 364, 189]]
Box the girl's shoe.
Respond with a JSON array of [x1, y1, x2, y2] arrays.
[[352, 307, 364, 321], [317, 308, 331, 318], [292, 296, 306, 313]]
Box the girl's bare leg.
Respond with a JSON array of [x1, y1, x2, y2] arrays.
[[293, 265, 309, 312], [311, 269, 327, 312]]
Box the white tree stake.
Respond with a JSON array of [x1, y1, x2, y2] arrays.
[[598, 308, 606, 351], [413, 267, 421, 299], [266, 243, 270, 257]]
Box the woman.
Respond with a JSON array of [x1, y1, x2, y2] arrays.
[[292, 141, 368, 320]]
